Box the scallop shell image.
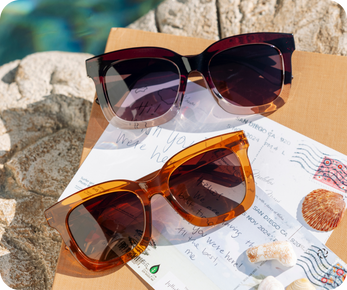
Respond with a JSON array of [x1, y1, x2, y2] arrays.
[[302, 189, 346, 232], [286, 278, 315, 290], [258, 276, 284, 290]]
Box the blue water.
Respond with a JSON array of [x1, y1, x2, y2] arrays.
[[0, 0, 163, 65]]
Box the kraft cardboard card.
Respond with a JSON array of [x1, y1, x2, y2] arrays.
[[51, 28, 347, 290]]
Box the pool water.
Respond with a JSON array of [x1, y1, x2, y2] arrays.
[[0, 0, 163, 65]]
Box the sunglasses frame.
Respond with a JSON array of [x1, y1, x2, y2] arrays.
[[45, 131, 255, 271], [86, 32, 295, 129]]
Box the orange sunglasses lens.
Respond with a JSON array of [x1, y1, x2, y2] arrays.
[[169, 148, 245, 218], [67, 191, 145, 262]]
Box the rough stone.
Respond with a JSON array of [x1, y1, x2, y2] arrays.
[[128, 0, 347, 56], [0, 193, 60, 289], [0, 52, 95, 111], [0, 95, 92, 163], [14, 52, 95, 107], [156, 0, 219, 40], [218, 0, 347, 55], [6, 128, 86, 198], [0, 199, 16, 227], [0, 52, 94, 163], [0, 51, 95, 289], [128, 10, 159, 32]]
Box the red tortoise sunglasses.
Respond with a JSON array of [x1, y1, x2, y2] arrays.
[[86, 32, 295, 129]]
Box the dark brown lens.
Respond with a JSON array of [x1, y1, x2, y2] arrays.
[[104, 58, 180, 122], [209, 44, 283, 106], [68, 191, 145, 262], [169, 148, 246, 218]]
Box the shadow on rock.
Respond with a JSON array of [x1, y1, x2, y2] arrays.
[[0, 94, 93, 289]]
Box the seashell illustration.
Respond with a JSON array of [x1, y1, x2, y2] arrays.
[[258, 276, 284, 290], [246, 241, 296, 267], [286, 278, 315, 290], [302, 189, 346, 232]]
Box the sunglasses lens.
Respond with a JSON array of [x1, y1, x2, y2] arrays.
[[68, 191, 145, 262], [209, 44, 283, 106], [104, 58, 180, 122], [169, 148, 245, 218]]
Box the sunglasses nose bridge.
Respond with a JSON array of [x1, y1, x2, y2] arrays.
[[138, 176, 166, 200], [185, 54, 205, 73], [185, 54, 215, 90]]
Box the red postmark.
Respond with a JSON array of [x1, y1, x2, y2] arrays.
[[313, 157, 347, 193]]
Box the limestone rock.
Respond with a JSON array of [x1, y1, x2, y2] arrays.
[[0, 52, 94, 111], [156, 0, 219, 40], [14, 52, 95, 107], [0, 60, 22, 110], [129, 0, 347, 56], [218, 0, 347, 55], [128, 9, 158, 32], [0, 52, 94, 162], [0, 51, 94, 289], [0, 194, 60, 289], [0, 95, 92, 163], [0, 199, 16, 227], [6, 128, 86, 198]]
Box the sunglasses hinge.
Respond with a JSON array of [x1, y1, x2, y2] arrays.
[[225, 138, 248, 150], [45, 211, 55, 226]]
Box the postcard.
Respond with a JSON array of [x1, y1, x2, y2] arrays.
[[59, 82, 347, 289], [128, 186, 346, 290]]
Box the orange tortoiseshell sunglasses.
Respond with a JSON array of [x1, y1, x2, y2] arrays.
[[45, 131, 255, 271]]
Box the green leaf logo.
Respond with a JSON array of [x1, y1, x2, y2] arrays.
[[149, 264, 160, 274]]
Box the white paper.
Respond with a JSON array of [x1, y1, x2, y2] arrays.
[[128, 187, 347, 290], [59, 82, 347, 289]]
